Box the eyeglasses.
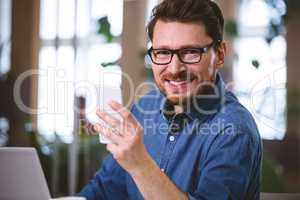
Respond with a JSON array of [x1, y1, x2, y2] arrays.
[[147, 42, 217, 65]]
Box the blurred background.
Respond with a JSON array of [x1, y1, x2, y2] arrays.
[[0, 0, 299, 197]]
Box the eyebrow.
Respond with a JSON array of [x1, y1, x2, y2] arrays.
[[153, 44, 211, 49]]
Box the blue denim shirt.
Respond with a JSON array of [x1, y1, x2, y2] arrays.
[[78, 74, 262, 200]]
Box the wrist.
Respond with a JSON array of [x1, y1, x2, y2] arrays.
[[129, 153, 156, 178]]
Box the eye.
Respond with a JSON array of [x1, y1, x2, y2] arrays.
[[180, 49, 200, 55], [179, 49, 202, 62], [153, 49, 171, 57]]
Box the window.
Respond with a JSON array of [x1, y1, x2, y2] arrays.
[[0, 0, 12, 76], [38, 0, 123, 142], [234, 0, 287, 140]]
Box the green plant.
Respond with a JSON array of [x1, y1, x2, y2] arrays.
[[97, 16, 119, 68]]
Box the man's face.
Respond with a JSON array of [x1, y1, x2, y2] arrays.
[[151, 20, 225, 105]]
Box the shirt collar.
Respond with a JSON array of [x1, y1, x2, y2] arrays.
[[159, 72, 226, 121]]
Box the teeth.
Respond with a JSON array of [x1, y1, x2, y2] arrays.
[[169, 80, 189, 86]]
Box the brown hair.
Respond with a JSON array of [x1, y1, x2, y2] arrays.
[[147, 0, 224, 46]]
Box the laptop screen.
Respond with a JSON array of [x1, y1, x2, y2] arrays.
[[0, 147, 51, 200]]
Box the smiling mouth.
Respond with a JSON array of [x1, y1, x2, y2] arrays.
[[166, 78, 195, 86]]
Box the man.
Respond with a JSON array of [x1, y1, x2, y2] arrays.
[[78, 0, 262, 199]]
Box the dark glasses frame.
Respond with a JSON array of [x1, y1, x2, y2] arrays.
[[147, 41, 219, 65]]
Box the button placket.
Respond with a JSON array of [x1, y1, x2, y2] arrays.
[[159, 113, 186, 172], [169, 135, 175, 142]]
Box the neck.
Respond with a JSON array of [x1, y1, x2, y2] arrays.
[[174, 104, 184, 114]]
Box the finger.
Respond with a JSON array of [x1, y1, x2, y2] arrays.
[[87, 122, 98, 136], [94, 123, 122, 144], [96, 109, 122, 131], [108, 100, 138, 126], [109, 101, 143, 138]]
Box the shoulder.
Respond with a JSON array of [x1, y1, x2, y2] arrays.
[[206, 90, 262, 154], [222, 91, 260, 138]]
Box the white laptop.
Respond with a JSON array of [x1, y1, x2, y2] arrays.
[[0, 147, 51, 200]]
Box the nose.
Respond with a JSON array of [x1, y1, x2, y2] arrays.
[[168, 54, 186, 75]]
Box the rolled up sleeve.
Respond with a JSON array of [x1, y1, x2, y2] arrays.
[[77, 155, 128, 200]]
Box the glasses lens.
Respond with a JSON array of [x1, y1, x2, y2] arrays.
[[151, 49, 172, 64], [179, 49, 201, 63]]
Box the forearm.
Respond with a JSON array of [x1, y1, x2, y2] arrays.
[[129, 154, 189, 200], [96, 102, 189, 199]]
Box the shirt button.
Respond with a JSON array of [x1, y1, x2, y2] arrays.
[[161, 168, 165, 172], [169, 135, 175, 142]]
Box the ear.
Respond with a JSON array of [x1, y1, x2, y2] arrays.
[[215, 41, 227, 68]]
